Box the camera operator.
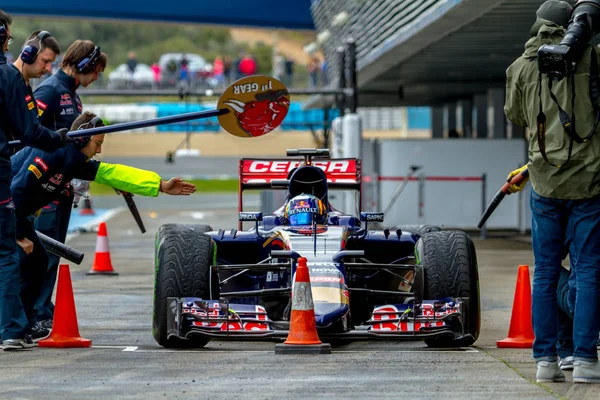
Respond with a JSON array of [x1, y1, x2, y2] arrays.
[[505, 0, 600, 384]]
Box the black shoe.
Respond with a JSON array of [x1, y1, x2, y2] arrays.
[[39, 319, 53, 330], [3, 335, 36, 350], [26, 323, 50, 342]]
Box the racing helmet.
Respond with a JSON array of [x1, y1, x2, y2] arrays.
[[284, 194, 327, 226]]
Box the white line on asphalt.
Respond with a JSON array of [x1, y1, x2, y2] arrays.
[[191, 212, 205, 220], [65, 207, 126, 243], [123, 346, 138, 352]]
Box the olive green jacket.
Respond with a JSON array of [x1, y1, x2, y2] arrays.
[[505, 21, 600, 199]]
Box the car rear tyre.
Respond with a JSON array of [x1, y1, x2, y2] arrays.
[[153, 223, 218, 348], [415, 230, 480, 348]]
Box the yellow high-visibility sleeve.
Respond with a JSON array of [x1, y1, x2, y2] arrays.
[[95, 162, 160, 197]]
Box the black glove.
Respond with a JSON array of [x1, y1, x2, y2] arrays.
[[57, 128, 74, 144]]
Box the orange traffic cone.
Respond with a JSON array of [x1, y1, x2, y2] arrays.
[[79, 196, 95, 215], [86, 222, 118, 275], [497, 265, 535, 348], [275, 257, 331, 354], [39, 264, 92, 348]]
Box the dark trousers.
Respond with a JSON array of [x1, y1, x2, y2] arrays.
[[531, 188, 600, 361], [19, 218, 49, 328], [0, 199, 28, 340], [33, 195, 73, 322], [557, 267, 574, 359]]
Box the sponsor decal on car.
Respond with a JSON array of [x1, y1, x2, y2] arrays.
[[240, 159, 360, 185], [246, 160, 353, 174]]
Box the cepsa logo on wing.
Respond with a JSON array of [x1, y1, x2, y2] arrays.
[[246, 160, 353, 174]]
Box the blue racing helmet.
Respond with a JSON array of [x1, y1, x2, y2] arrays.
[[284, 194, 327, 226]]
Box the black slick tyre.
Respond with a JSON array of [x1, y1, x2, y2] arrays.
[[153, 224, 218, 348], [415, 230, 480, 347]]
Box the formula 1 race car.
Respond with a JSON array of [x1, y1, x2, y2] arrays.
[[153, 148, 480, 348]]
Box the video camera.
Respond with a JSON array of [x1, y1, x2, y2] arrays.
[[538, 0, 600, 80]]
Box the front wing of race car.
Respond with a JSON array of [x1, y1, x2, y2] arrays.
[[165, 297, 466, 341]]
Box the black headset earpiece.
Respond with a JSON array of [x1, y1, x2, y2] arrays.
[[76, 46, 101, 74], [0, 24, 7, 46], [20, 31, 52, 65], [74, 116, 103, 148], [88, 116, 103, 128]]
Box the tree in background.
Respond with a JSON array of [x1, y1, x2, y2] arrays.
[[10, 17, 276, 76]]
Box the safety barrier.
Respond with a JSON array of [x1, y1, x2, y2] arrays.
[[81, 101, 430, 133], [84, 104, 157, 133], [257, 173, 488, 238], [376, 174, 488, 239]]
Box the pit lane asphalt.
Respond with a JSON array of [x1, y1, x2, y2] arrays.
[[0, 194, 597, 400]]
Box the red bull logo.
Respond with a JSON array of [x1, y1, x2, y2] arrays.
[[224, 91, 289, 137], [217, 76, 290, 138], [295, 200, 309, 208]]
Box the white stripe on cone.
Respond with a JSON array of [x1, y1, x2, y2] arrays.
[[291, 282, 314, 311], [95, 234, 110, 253]]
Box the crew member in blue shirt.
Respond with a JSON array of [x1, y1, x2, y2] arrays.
[[33, 40, 108, 329], [0, 19, 73, 350], [10, 111, 196, 347]]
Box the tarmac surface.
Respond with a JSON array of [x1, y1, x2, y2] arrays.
[[1, 193, 598, 399]]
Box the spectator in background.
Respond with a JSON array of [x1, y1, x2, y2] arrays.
[[285, 56, 295, 87], [126, 51, 137, 78], [151, 63, 160, 89], [234, 52, 244, 80], [179, 54, 189, 87], [239, 53, 256, 77], [213, 56, 224, 87], [308, 56, 320, 88], [223, 55, 232, 84], [272, 51, 285, 81], [321, 58, 328, 86]]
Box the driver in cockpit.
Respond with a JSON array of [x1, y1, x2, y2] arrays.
[[283, 194, 328, 226]]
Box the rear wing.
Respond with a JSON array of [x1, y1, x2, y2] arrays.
[[238, 158, 362, 226], [239, 158, 362, 190]]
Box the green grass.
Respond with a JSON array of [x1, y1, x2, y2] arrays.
[[89, 179, 239, 196]]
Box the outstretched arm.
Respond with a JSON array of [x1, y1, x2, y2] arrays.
[[160, 177, 196, 195], [90, 162, 196, 197]]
